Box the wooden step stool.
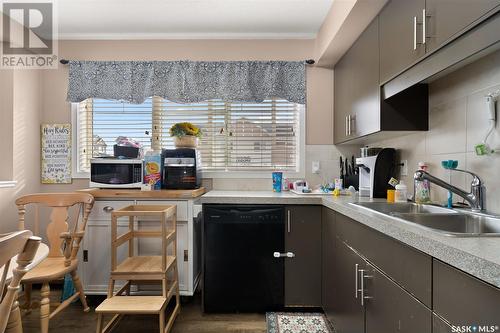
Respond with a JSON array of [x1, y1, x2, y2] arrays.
[[95, 205, 180, 333]]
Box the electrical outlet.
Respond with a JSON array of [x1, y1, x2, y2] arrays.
[[312, 161, 320, 174], [400, 160, 408, 176]]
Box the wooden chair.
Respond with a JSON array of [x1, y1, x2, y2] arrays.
[[0, 230, 41, 333], [15, 193, 94, 333]]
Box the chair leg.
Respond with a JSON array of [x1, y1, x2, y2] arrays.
[[22, 283, 32, 313], [5, 295, 23, 333], [40, 282, 50, 333], [95, 313, 103, 333], [71, 270, 90, 312], [159, 309, 165, 333]]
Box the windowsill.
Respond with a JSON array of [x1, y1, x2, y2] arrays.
[[72, 171, 305, 181], [0, 181, 17, 188]]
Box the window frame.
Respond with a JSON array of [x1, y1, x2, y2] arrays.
[[71, 101, 305, 179]]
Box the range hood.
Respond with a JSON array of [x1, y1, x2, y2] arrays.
[[382, 11, 500, 99]]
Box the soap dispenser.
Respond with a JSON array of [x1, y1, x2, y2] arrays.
[[414, 161, 431, 203]]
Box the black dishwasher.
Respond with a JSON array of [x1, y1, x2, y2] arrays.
[[203, 205, 285, 313]]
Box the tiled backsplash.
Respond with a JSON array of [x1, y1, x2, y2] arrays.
[[205, 144, 358, 191], [372, 49, 500, 214]]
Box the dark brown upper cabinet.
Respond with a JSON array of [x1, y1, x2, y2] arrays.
[[334, 16, 428, 144], [379, 0, 500, 83], [425, 0, 500, 53], [379, 0, 426, 84]]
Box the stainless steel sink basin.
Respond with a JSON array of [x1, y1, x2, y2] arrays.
[[352, 202, 456, 214], [392, 212, 500, 237], [350, 202, 500, 237]]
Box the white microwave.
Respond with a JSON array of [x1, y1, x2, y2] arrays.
[[89, 158, 143, 188]]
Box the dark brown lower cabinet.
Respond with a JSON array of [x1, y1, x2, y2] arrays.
[[284, 206, 322, 306], [365, 263, 431, 333], [331, 241, 365, 333], [331, 240, 431, 333], [321, 207, 336, 321], [433, 259, 500, 328]]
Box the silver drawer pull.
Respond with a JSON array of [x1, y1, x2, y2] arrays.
[[360, 269, 373, 306], [273, 252, 295, 258], [103, 206, 114, 213], [355, 263, 359, 298]]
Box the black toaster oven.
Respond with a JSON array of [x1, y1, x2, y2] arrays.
[[162, 148, 202, 189]]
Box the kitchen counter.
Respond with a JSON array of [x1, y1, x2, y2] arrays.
[[79, 187, 206, 199], [200, 190, 500, 288]]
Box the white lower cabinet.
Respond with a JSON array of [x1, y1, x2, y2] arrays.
[[81, 198, 200, 296]]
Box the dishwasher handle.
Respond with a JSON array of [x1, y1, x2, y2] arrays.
[[273, 252, 295, 258]]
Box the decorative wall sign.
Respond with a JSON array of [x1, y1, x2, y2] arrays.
[[41, 123, 72, 184]]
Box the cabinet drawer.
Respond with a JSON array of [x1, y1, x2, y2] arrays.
[[336, 213, 432, 307], [433, 259, 500, 326], [366, 263, 432, 333], [89, 200, 135, 221], [136, 200, 188, 221]]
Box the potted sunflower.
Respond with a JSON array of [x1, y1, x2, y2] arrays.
[[169, 122, 202, 148]]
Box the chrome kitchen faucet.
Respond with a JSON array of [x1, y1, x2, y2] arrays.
[[414, 169, 485, 212]]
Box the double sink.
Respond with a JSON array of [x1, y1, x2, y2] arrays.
[[351, 202, 500, 237]]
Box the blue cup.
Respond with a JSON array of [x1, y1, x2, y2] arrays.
[[272, 172, 283, 192]]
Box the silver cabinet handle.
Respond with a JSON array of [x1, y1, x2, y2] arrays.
[[355, 263, 359, 298], [360, 269, 373, 306], [287, 210, 291, 233], [103, 206, 114, 213], [422, 9, 426, 45], [273, 252, 295, 258], [345, 116, 348, 136], [348, 114, 352, 135], [413, 16, 418, 50]]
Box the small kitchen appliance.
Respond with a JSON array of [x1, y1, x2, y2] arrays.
[[162, 148, 202, 189], [90, 158, 143, 188], [355, 148, 396, 198]]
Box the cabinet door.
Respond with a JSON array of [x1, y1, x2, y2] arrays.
[[433, 259, 500, 327], [379, 0, 426, 83], [334, 17, 380, 143], [332, 241, 365, 333], [425, 0, 500, 52], [365, 263, 432, 333], [82, 223, 129, 293], [349, 16, 380, 138], [284, 206, 321, 306], [321, 207, 336, 323], [334, 53, 353, 144]]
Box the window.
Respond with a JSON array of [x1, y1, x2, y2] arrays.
[[73, 97, 304, 176]]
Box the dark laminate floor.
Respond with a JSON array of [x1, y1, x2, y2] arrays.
[[21, 288, 267, 333]]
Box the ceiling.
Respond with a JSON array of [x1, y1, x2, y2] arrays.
[[56, 0, 334, 39]]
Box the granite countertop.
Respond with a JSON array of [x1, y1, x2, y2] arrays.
[[200, 190, 500, 288]]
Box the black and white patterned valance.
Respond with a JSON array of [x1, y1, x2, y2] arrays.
[[67, 60, 306, 105]]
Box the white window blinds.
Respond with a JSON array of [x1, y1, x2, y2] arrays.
[[75, 97, 302, 174]]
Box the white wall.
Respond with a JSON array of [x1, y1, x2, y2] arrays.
[[372, 49, 500, 214], [0, 70, 42, 232]]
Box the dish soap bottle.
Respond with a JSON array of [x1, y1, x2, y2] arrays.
[[414, 161, 431, 203], [395, 181, 408, 203]]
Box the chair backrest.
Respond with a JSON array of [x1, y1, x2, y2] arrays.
[[15, 193, 94, 259], [0, 230, 40, 333]]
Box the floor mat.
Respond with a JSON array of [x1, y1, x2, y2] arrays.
[[266, 312, 334, 333]]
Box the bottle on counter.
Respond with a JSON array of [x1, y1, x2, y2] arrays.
[[414, 161, 431, 203], [395, 181, 408, 203]]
